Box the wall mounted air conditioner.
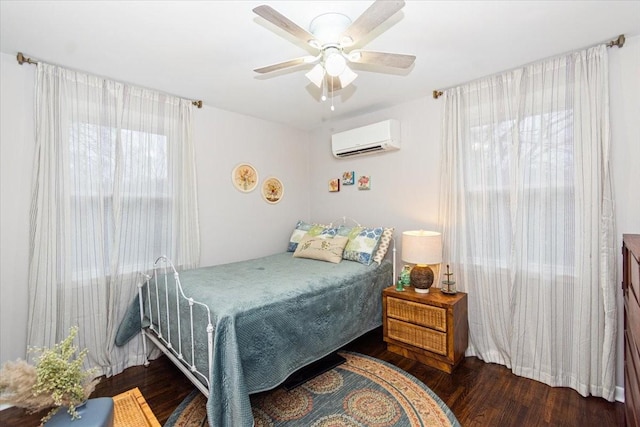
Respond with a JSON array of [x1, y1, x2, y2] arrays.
[[331, 119, 400, 158]]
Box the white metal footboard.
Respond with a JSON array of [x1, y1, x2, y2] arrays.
[[138, 256, 213, 397]]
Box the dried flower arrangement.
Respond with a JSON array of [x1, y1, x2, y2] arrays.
[[0, 327, 99, 424]]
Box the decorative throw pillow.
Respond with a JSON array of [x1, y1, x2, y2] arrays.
[[372, 227, 395, 265], [343, 226, 384, 266], [287, 220, 330, 252], [319, 227, 340, 237], [336, 225, 354, 237], [293, 235, 349, 263]]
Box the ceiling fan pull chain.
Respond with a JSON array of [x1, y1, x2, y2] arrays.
[[322, 74, 327, 102], [331, 78, 335, 111]]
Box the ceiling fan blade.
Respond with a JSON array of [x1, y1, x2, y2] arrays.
[[253, 5, 317, 46], [351, 51, 416, 69], [341, 0, 406, 45], [254, 56, 317, 74]]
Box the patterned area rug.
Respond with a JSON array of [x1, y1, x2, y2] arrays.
[[165, 351, 460, 427]]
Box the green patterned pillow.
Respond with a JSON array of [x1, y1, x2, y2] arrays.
[[287, 220, 330, 252], [343, 226, 384, 265], [336, 225, 355, 237], [293, 235, 349, 263]]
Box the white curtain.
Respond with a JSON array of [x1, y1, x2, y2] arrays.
[[28, 63, 200, 377], [439, 45, 617, 400]]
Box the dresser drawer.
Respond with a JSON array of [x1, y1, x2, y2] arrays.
[[623, 235, 640, 427], [387, 296, 447, 332], [387, 318, 448, 356], [629, 282, 640, 354], [630, 252, 640, 307], [625, 330, 640, 427]]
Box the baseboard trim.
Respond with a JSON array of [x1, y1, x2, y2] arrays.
[[615, 386, 625, 403]]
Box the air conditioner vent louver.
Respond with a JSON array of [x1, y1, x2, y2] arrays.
[[335, 144, 387, 158], [332, 119, 400, 159]]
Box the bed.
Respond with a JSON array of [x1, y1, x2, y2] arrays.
[[116, 220, 395, 427]]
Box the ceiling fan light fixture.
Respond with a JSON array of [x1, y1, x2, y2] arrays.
[[338, 66, 358, 87], [305, 64, 325, 88], [324, 50, 347, 77], [309, 12, 352, 44]]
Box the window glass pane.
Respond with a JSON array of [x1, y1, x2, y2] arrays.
[[69, 123, 171, 278]]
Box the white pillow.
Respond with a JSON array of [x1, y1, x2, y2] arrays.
[[293, 235, 349, 264]]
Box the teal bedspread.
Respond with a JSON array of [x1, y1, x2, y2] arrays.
[[117, 252, 392, 427]]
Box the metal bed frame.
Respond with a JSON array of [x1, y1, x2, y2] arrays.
[[138, 256, 213, 397]]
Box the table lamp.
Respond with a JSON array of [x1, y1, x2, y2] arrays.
[[401, 230, 442, 293]]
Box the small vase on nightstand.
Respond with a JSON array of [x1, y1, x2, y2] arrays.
[[400, 265, 411, 287]]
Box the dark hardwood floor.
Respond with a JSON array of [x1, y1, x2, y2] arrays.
[[0, 327, 625, 426]]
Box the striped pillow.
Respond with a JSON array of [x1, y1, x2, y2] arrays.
[[373, 227, 394, 265]]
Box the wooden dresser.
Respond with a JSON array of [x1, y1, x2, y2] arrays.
[[623, 234, 640, 427], [383, 286, 468, 373]]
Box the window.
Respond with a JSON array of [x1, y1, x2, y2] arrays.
[[465, 109, 575, 273], [69, 123, 172, 279]]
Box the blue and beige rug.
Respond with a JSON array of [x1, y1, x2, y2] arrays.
[[165, 351, 460, 426]]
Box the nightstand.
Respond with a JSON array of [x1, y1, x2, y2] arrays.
[[383, 286, 468, 373]]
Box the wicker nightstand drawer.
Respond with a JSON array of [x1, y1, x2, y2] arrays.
[[387, 318, 448, 356], [387, 296, 447, 332]]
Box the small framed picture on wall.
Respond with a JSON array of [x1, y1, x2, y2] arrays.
[[358, 175, 370, 190], [329, 178, 340, 192], [342, 171, 355, 185]]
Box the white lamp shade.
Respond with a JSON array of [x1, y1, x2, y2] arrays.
[[338, 66, 358, 87], [402, 230, 442, 265], [305, 64, 325, 88], [324, 51, 347, 77]]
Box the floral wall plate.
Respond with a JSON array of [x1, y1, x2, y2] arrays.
[[262, 177, 284, 204], [232, 163, 258, 192]]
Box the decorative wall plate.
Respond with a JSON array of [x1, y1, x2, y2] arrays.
[[262, 177, 284, 204], [232, 163, 258, 192]]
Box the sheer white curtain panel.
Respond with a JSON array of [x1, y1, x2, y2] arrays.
[[28, 64, 200, 377], [439, 45, 616, 400]]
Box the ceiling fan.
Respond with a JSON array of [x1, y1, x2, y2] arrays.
[[252, 0, 415, 107]]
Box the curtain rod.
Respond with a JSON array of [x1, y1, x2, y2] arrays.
[[432, 34, 626, 99], [16, 52, 203, 109]]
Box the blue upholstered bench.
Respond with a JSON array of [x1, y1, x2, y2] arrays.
[[45, 397, 114, 427]]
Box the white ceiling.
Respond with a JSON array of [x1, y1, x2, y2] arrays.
[[1, 1, 639, 130]]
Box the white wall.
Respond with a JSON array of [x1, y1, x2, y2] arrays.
[[0, 53, 35, 366], [308, 36, 640, 395], [308, 96, 443, 258], [194, 106, 311, 267], [609, 35, 640, 396], [0, 51, 311, 366]]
